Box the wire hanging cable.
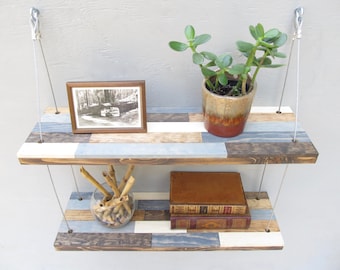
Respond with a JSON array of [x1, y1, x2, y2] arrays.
[[277, 37, 295, 114], [47, 165, 73, 233], [71, 165, 83, 200], [38, 40, 60, 114], [265, 164, 289, 232], [277, 7, 304, 143], [257, 160, 268, 200], [30, 7, 60, 116]]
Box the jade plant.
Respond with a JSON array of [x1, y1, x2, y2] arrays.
[[169, 23, 287, 96]]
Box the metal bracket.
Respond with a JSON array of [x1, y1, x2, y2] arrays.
[[30, 7, 41, 40], [295, 7, 304, 39]]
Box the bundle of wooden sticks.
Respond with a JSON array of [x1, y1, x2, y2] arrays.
[[80, 164, 135, 227]]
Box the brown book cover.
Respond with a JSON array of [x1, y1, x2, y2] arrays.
[[170, 209, 251, 230], [170, 171, 248, 215]]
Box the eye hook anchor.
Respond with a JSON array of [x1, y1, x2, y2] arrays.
[[30, 7, 41, 40], [295, 7, 304, 39]]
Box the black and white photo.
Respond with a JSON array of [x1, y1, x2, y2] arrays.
[[67, 81, 147, 133]]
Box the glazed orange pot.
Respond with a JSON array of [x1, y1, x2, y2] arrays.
[[202, 78, 256, 137]]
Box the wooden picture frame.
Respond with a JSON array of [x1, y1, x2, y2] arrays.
[[66, 81, 147, 134]]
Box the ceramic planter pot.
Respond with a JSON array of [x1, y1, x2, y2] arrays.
[[202, 78, 257, 137]]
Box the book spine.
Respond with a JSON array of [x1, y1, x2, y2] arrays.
[[170, 215, 251, 230], [170, 204, 247, 215]]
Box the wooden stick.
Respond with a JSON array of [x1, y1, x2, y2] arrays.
[[107, 195, 129, 208], [107, 164, 118, 188], [120, 176, 135, 197], [118, 165, 135, 192], [112, 176, 135, 214], [80, 166, 111, 198], [102, 172, 120, 198]]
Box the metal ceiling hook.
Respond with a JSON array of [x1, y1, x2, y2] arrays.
[[295, 7, 303, 39], [30, 7, 41, 40]]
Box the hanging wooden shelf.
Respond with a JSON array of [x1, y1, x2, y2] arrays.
[[54, 191, 283, 251], [17, 106, 318, 251], [17, 106, 318, 165]]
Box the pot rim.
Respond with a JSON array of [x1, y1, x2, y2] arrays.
[[202, 79, 257, 100]]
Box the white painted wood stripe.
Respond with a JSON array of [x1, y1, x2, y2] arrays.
[[17, 143, 78, 159], [134, 221, 186, 233], [250, 106, 292, 113], [219, 231, 284, 248]]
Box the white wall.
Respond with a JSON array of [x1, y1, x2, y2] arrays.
[[1, 0, 339, 269]]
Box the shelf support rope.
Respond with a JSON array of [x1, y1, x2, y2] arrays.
[[277, 7, 304, 142], [265, 164, 289, 232], [71, 165, 83, 200], [256, 160, 268, 200], [30, 8, 60, 142], [47, 165, 73, 234]]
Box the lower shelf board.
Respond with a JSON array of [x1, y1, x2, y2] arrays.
[[54, 192, 284, 251]]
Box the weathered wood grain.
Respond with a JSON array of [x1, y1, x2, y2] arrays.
[[17, 107, 318, 165], [225, 142, 319, 164], [147, 113, 189, 122], [89, 132, 202, 143], [54, 233, 152, 251], [26, 132, 91, 143], [54, 192, 283, 251]]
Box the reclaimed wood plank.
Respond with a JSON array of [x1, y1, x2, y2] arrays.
[[54, 233, 152, 251], [17, 143, 78, 159], [54, 191, 283, 251], [225, 142, 318, 164], [147, 113, 189, 122], [26, 132, 91, 143], [89, 132, 202, 143], [17, 107, 318, 165], [74, 143, 227, 159], [218, 232, 284, 250], [65, 210, 93, 221], [152, 233, 220, 249]]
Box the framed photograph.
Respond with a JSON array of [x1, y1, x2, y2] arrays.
[[66, 81, 147, 133]]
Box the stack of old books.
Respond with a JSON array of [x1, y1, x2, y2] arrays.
[[169, 171, 251, 230]]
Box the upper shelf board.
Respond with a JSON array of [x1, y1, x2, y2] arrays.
[[17, 107, 318, 165]]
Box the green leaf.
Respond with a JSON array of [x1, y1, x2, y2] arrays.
[[216, 54, 232, 69], [264, 28, 280, 41], [169, 41, 189, 51], [236, 41, 253, 53], [205, 60, 217, 68], [193, 34, 211, 46], [192, 52, 204, 64], [255, 23, 264, 38], [184, 25, 195, 40], [262, 64, 284, 68], [249, 25, 258, 40], [217, 73, 228, 86], [274, 33, 287, 47], [201, 66, 216, 77], [272, 51, 286, 58], [201, 51, 217, 61], [229, 64, 246, 75], [262, 57, 272, 66]]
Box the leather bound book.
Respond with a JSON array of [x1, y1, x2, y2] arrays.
[[170, 171, 248, 215], [170, 208, 251, 230]]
